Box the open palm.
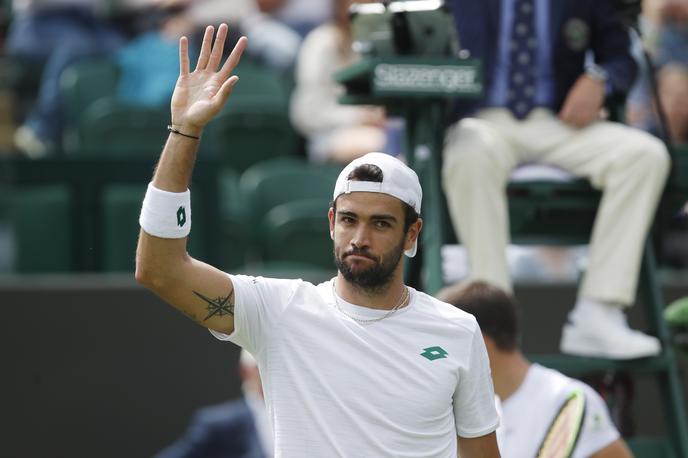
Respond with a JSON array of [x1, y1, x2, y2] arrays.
[[171, 24, 247, 133]]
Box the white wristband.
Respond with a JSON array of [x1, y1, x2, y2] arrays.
[[139, 183, 191, 238]]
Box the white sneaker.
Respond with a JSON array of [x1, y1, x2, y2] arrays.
[[560, 319, 661, 359]]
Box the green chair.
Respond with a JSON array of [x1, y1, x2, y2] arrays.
[[10, 184, 73, 272], [262, 198, 335, 270], [59, 57, 120, 149], [505, 178, 600, 244], [203, 100, 298, 172], [73, 97, 169, 157], [218, 167, 255, 270], [231, 59, 291, 107], [240, 157, 340, 227], [202, 59, 297, 170], [101, 183, 209, 272], [239, 157, 341, 264], [101, 183, 148, 272]]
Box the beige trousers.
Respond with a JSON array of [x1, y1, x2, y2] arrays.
[[442, 108, 670, 305]]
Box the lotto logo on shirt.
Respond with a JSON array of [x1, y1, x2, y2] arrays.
[[421, 346, 448, 361]]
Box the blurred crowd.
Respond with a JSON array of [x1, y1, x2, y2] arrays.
[[0, 0, 686, 278], [0, 0, 686, 159], [0, 0, 399, 161], [0, 0, 333, 157]]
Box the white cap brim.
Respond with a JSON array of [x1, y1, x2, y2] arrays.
[[405, 239, 418, 258]]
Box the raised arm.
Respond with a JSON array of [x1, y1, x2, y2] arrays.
[[135, 24, 247, 335]]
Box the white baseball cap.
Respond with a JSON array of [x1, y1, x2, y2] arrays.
[[333, 152, 422, 257]]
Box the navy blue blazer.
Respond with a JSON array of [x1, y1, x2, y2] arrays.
[[155, 398, 267, 458], [446, 0, 637, 121]]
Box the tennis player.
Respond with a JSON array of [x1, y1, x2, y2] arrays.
[[440, 281, 633, 458], [136, 24, 500, 457]]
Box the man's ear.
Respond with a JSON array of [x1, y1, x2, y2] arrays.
[[405, 217, 423, 252], [328, 207, 335, 240]]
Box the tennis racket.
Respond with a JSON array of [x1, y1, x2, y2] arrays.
[[536, 388, 586, 458]]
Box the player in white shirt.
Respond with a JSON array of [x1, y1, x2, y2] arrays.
[[440, 281, 633, 458], [135, 24, 500, 458]]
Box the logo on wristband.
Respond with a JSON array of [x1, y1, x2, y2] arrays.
[[177, 206, 187, 227]]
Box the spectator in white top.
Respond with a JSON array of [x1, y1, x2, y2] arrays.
[[439, 280, 634, 458], [290, 0, 392, 164]]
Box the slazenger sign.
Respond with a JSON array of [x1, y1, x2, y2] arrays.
[[373, 63, 481, 95]]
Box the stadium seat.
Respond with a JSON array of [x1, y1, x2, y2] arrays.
[[72, 97, 169, 157], [10, 184, 73, 272], [201, 58, 298, 170], [262, 198, 334, 270], [101, 183, 209, 272], [239, 157, 340, 227], [203, 99, 299, 172], [218, 167, 254, 270], [59, 57, 120, 149], [238, 157, 341, 266], [101, 183, 145, 272], [231, 59, 291, 107]]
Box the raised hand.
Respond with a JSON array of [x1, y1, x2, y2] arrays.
[[558, 74, 605, 129], [170, 24, 247, 137]]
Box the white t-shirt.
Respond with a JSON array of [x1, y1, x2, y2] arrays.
[[244, 390, 274, 458], [212, 275, 499, 457], [496, 364, 620, 458]]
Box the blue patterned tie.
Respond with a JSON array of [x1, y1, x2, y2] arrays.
[[507, 0, 537, 119]]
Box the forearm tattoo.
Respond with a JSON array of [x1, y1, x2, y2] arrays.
[[192, 289, 235, 321]]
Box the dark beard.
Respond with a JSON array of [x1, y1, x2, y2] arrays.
[[333, 237, 406, 292]]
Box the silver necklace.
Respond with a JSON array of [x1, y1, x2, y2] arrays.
[[332, 280, 410, 325]]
